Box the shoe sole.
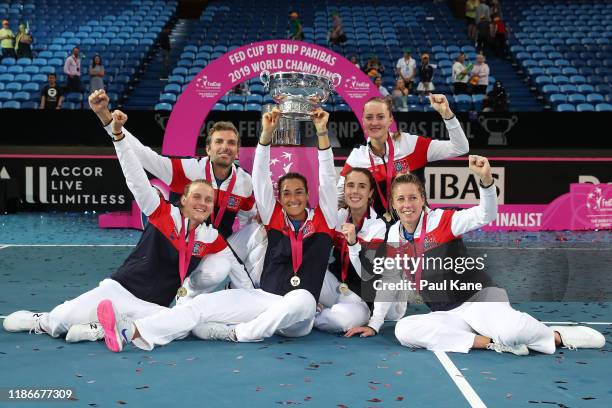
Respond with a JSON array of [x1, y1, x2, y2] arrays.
[[97, 300, 122, 353]]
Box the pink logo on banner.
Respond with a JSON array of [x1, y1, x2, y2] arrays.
[[161, 40, 383, 157], [543, 183, 612, 230], [239, 147, 320, 204]]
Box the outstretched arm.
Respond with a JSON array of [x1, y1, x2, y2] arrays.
[[253, 108, 281, 225], [426, 94, 470, 161], [311, 108, 337, 229], [451, 155, 497, 236], [110, 110, 161, 216]]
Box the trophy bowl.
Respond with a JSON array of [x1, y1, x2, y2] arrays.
[[260, 71, 340, 120]]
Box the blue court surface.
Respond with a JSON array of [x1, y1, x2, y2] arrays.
[[0, 213, 611, 407]]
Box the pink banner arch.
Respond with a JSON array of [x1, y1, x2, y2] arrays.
[[161, 40, 385, 156]]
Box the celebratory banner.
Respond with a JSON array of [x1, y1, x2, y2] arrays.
[[162, 40, 381, 156]]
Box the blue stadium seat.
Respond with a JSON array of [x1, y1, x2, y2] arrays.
[[576, 103, 595, 112], [155, 103, 173, 111], [472, 94, 485, 110], [7, 65, 23, 74], [61, 102, 76, 110], [556, 103, 575, 112], [595, 103, 612, 112], [65, 93, 83, 103], [212, 103, 226, 111], [549, 93, 567, 106], [586, 93, 604, 104], [246, 94, 263, 104], [568, 93, 586, 104], [24, 66, 40, 74], [3, 100, 20, 109], [23, 82, 40, 92], [32, 74, 48, 83], [454, 94, 472, 111], [12, 91, 30, 102], [21, 101, 38, 109], [577, 84, 595, 94], [226, 103, 244, 111], [228, 95, 245, 104], [159, 93, 177, 103], [163, 84, 182, 94], [1, 57, 16, 65], [245, 103, 262, 112], [335, 103, 351, 112], [15, 74, 31, 82], [6, 83, 22, 92], [559, 84, 577, 94]]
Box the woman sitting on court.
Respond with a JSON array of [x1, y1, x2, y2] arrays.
[[387, 155, 605, 355], [337, 95, 469, 219], [3, 110, 254, 346], [314, 167, 388, 333]]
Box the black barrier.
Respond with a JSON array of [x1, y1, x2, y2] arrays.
[[0, 157, 132, 211], [1, 110, 612, 149]]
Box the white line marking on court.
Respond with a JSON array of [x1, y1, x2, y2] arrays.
[[434, 351, 487, 408], [543, 321, 612, 325], [0, 244, 136, 247]]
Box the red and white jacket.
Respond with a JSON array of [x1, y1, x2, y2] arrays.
[[337, 117, 469, 216], [105, 124, 256, 239], [110, 139, 254, 306]]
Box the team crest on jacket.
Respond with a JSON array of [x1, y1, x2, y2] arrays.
[[301, 221, 315, 239], [423, 234, 438, 251], [192, 241, 205, 255], [227, 195, 241, 211], [394, 158, 411, 174]]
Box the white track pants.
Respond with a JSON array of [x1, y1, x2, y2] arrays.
[[41, 279, 164, 338], [133, 288, 316, 350], [314, 272, 370, 333], [394, 287, 556, 354]]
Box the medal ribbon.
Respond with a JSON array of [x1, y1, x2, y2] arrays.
[[288, 218, 307, 277], [340, 212, 366, 283], [178, 217, 196, 284], [402, 212, 428, 292], [204, 161, 237, 229], [368, 138, 395, 211]]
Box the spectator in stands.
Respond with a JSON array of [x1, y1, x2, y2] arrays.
[[40, 73, 65, 110], [328, 11, 346, 45], [482, 80, 508, 112], [469, 53, 490, 95], [476, 15, 491, 55], [230, 82, 250, 95], [350, 55, 361, 69], [14, 23, 32, 60], [452, 52, 471, 94], [395, 49, 416, 93], [0, 19, 15, 60], [89, 54, 105, 91], [364, 56, 384, 79], [465, 0, 479, 41], [475, 0, 491, 24], [159, 25, 171, 80], [64, 47, 83, 93], [489, 0, 502, 18], [492, 14, 507, 58], [392, 78, 409, 112], [288, 11, 303, 40], [374, 76, 389, 97], [416, 53, 435, 95]]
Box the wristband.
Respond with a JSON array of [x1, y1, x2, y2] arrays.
[[479, 179, 495, 189]]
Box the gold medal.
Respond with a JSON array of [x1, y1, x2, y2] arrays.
[[382, 212, 392, 222], [338, 282, 349, 295], [177, 286, 187, 297], [290, 276, 301, 287]]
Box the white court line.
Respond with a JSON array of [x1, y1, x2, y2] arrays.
[[0, 244, 135, 247], [542, 321, 612, 325], [434, 351, 487, 408]]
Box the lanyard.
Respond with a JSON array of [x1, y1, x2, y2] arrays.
[[204, 161, 237, 229], [400, 212, 428, 292], [339, 211, 366, 283], [368, 137, 395, 210], [288, 219, 306, 276], [178, 217, 196, 283]]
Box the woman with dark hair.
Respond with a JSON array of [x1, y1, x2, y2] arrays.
[[337, 95, 469, 219], [315, 167, 387, 333], [388, 156, 605, 355], [89, 54, 105, 91]]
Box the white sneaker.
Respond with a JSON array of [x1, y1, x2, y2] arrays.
[[65, 322, 104, 343], [3, 311, 48, 334], [486, 342, 529, 356], [551, 326, 606, 349], [96, 300, 135, 353], [191, 322, 237, 342]]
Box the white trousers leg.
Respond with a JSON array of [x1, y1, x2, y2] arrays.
[[42, 279, 164, 338], [314, 272, 370, 333], [133, 288, 316, 350], [227, 222, 267, 287], [395, 288, 556, 354]]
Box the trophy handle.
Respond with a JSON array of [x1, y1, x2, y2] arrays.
[[329, 73, 342, 91], [260, 70, 270, 89]]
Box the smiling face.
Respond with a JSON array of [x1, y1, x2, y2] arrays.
[[279, 177, 308, 221], [206, 130, 239, 168], [392, 182, 425, 229], [344, 171, 373, 213], [363, 100, 393, 143], [180, 181, 214, 225]]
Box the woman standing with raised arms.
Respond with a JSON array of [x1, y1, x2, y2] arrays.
[[337, 95, 469, 219]]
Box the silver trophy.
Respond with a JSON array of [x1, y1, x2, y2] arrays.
[[260, 71, 340, 145]]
